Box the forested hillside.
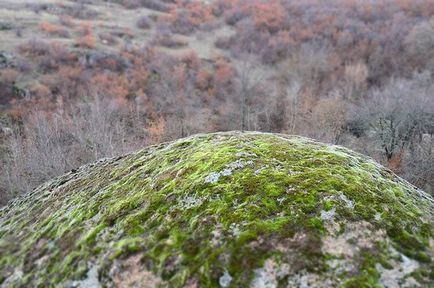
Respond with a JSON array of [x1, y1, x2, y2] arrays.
[[1, 0, 434, 204]]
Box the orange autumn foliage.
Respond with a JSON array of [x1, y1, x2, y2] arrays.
[[246, 0, 285, 33], [196, 69, 213, 90], [214, 57, 235, 87], [147, 116, 166, 144], [39, 21, 69, 37], [0, 68, 19, 84], [75, 34, 96, 49]]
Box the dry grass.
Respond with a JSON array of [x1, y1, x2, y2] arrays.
[[0, 0, 230, 61]]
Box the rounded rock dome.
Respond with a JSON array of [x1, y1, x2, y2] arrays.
[[0, 132, 433, 287]]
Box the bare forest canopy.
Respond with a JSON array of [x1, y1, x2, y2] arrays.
[[0, 0, 434, 205]]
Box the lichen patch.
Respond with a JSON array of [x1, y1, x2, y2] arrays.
[[0, 132, 432, 287], [376, 248, 420, 288], [322, 221, 387, 257], [109, 254, 164, 288], [250, 259, 282, 288], [71, 264, 101, 288]]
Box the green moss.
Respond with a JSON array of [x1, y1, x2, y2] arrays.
[[307, 217, 325, 234], [113, 238, 146, 258], [342, 251, 382, 288], [323, 200, 334, 211], [0, 132, 432, 287]]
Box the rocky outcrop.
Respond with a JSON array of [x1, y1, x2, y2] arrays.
[[0, 132, 433, 287]]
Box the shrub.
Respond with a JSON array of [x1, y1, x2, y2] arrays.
[[76, 22, 93, 35], [214, 56, 235, 90], [39, 21, 70, 37], [141, 0, 172, 12], [136, 16, 152, 29], [154, 34, 188, 48], [147, 116, 166, 143], [0, 68, 19, 84], [180, 51, 200, 70], [75, 34, 96, 49], [196, 69, 213, 90], [14, 26, 23, 37], [225, 8, 248, 26], [402, 138, 434, 195], [121, 0, 141, 9], [98, 33, 118, 46], [50, 65, 89, 100], [35, 42, 76, 72], [0, 96, 147, 204], [214, 36, 233, 50], [0, 21, 13, 31], [343, 61, 369, 100], [30, 83, 51, 99], [18, 40, 50, 56], [162, 1, 215, 34], [58, 15, 75, 28], [64, 3, 99, 19], [405, 19, 434, 71], [26, 3, 51, 14], [249, 0, 285, 33]]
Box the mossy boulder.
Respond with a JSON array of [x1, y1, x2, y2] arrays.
[[0, 132, 433, 287]]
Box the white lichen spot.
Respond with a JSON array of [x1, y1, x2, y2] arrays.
[[219, 270, 233, 288], [400, 253, 419, 275], [277, 197, 286, 205], [73, 264, 101, 288], [374, 212, 382, 221], [180, 196, 202, 209], [110, 254, 163, 287], [250, 259, 278, 288], [1, 269, 23, 287], [236, 151, 257, 158], [254, 165, 269, 175], [221, 169, 233, 176], [229, 223, 242, 237], [376, 248, 420, 288], [205, 172, 220, 184], [276, 263, 290, 279], [227, 159, 254, 170], [327, 258, 354, 274], [274, 164, 283, 171], [322, 233, 354, 258], [320, 207, 336, 221], [35, 255, 49, 267], [90, 211, 102, 223], [250, 259, 290, 288], [287, 270, 335, 288], [402, 277, 422, 288], [322, 221, 387, 259], [288, 169, 302, 175], [205, 159, 255, 184], [339, 193, 354, 209]]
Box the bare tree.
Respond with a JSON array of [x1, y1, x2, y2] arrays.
[[403, 136, 434, 195], [310, 90, 348, 144], [234, 55, 266, 131], [361, 72, 434, 160], [0, 95, 147, 204], [405, 19, 434, 72], [277, 60, 303, 134], [342, 61, 369, 101]]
